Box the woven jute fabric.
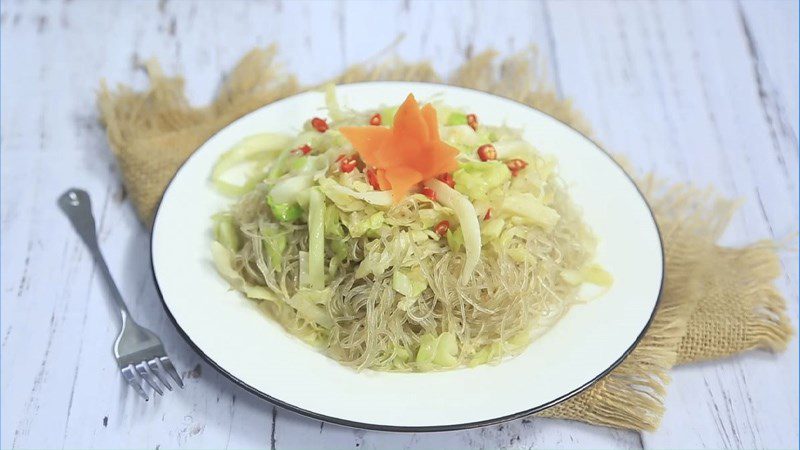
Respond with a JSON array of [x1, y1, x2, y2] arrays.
[[98, 46, 793, 431]]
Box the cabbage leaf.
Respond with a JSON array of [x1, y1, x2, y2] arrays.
[[425, 179, 481, 283]]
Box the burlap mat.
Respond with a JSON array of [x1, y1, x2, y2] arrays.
[[97, 46, 793, 431]]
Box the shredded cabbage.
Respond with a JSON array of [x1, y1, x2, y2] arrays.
[[445, 112, 468, 126], [492, 139, 537, 159], [392, 268, 428, 297], [261, 224, 287, 269], [341, 210, 385, 238], [212, 133, 293, 196], [445, 228, 464, 252], [267, 196, 303, 223], [307, 188, 326, 290], [213, 215, 240, 252], [318, 177, 393, 210], [285, 289, 333, 328], [380, 106, 398, 126], [324, 83, 346, 121], [269, 174, 314, 205], [211, 242, 277, 302], [562, 263, 614, 287], [415, 332, 459, 369], [440, 124, 486, 153], [480, 218, 505, 243], [425, 179, 481, 283], [453, 161, 511, 200], [501, 193, 560, 232]]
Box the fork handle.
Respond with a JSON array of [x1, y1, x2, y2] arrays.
[[58, 188, 133, 323]]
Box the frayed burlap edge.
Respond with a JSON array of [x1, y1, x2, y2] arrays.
[[97, 45, 793, 431], [98, 47, 302, 224]]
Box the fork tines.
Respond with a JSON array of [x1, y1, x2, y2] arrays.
[[121, 356, 183, 401]]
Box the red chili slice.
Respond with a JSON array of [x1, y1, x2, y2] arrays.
[[436, 173, 455, 188], [484, 208, 492, 221], [434, 220, 450, 237], [366, 168, 381, 190], [339, 156, 358, 173], [291, 144, 312, 155], [311, 117, 328, 133], [477, 144, 497, 161], [466, 113, 478, 131], [505, 158, 528, 176], [421, 186, 437, 201], [369, 113, 382, 126]]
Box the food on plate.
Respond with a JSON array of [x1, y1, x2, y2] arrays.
[[210, 86, 612, 372]]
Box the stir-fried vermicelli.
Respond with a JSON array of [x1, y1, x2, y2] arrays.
[[211, 87, 611, 371]]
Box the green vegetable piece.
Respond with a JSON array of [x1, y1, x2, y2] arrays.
[[446, 228, 464, 252], [285, 288, 333, 328], [394, 345, 411, 363], [453, 161, 511, 200], [561, 264, 614, 287], [380, 106, 399, 126], [317, 177, 393, 211], [477, 129, 499, 142], [501, 193, 560, 231], [426, 179, 481, 284], [440, 123, 487, 153], [330, 239, 348, 260], [480, 218, 505, 242], [211, 242, 277, 302], [324, 208, 344, 238], [392, 268, 428, 297], [416, 334, 437, 363], [507, 248, 532, 264], [415, 332, 459, 367], [468, 346, 491, 367], [328, 257, 340, 278], [582, 264, 614, 287], [433, 332, 459, 367], [211, 133, 293, 196], [307, 188, 326, 290], [417, 209, 443, 228], [446, 112, 468, 126], [561, 269, 583, 285], [468, 342, 502, 367], [261, 226, 287, 269], [215, 218, 240, 252], [289, 156, 310, 172], [324, 83, 345, 121], [267, 148, 292, 180], [267, 195, 303, 222], [507, 330, 530, 348], [269, 174, 314, 205], [347, 211, 385, 238]]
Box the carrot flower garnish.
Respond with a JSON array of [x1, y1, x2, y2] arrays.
[[339, 94, 459, 202]]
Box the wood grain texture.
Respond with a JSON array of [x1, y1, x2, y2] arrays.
[[1, 1, 796, 448]]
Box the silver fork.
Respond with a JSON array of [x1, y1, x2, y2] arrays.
[[58, 188, 183, 400]]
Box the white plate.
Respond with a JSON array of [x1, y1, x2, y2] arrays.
[[151, 82, 663, 431]]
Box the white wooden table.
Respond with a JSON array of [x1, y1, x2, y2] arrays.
[[2, 1, 797, 448]]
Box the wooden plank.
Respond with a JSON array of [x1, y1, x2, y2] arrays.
[[739, 0, 799, 142], [547, 0, 798, 448]]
